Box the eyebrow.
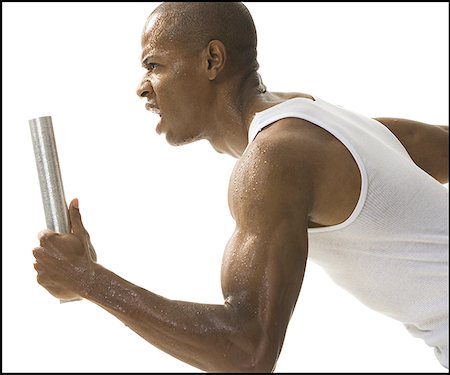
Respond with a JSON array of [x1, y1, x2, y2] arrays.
[[142, 54, 163, 69], [142, 56, 152, 68]]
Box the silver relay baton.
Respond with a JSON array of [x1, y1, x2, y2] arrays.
[[29, 116, 79, 303], [29, 116, 70, 233]]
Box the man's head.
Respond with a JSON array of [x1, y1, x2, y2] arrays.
[[145, 2, 257, 73], [136, 2, 259, 147]]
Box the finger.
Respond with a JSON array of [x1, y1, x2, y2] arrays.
[[38, 229, 58, 246], [69, 199, 93, 253], [69, 198, 86, 236], [32, 245, 59, 264], [32, 246, 44, 258]]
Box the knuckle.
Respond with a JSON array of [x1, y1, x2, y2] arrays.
[[38, 229, 58, 245], [32, 246, 44, 259], [36, 273, 44, 285]]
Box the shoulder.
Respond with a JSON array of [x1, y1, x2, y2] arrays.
[[248, 116, 326, 159], [239, 117, 320, 183], [243, 116, 336, 175], [229, 117, 323, 221]]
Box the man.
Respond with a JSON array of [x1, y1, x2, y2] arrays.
[[33, 2, 448, 372]]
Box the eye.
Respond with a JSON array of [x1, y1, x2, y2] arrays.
[[147, 63, 159, 71]]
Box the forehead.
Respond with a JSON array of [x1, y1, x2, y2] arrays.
[[140, 13, 178, 61]]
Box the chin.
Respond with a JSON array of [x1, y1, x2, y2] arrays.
[[165, 132, 202, 147]]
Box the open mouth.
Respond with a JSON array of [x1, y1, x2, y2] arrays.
[[145, 102, 163, 134], [145, 102, 161, 115]]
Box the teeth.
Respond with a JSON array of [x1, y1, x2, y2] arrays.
[[146, 104, 160, 115]]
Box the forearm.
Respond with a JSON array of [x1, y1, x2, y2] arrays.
[[79, 263, 255, 372]]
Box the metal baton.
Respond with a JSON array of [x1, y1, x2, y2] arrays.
[[29, 116, 79, 303], [29, 116, 70, 233]]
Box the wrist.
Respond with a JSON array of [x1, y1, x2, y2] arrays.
[[75, 262, 100, 299]]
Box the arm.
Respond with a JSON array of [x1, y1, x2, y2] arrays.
[[374, 117, 449, 183], [33, 140, 312, 372]]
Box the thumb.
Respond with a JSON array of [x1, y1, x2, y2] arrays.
[[69, 198, 96, 261], [69, 198, 87, 236]]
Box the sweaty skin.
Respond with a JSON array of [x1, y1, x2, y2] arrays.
[[33, 3, 449, 373]]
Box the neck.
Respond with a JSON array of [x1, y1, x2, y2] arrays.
[[205, 72, 272, 158]]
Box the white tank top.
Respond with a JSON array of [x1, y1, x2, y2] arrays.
[[247, 96, 449, 368]]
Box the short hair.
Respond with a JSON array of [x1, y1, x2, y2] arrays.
[[148, 2, 258, 72]]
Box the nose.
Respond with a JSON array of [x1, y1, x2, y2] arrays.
[[136, 76, 152, 98]]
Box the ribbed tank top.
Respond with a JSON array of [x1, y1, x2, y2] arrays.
[[247, 96, 449, 368]]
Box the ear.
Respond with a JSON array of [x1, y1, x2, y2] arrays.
[[205, 40, 226, 80]]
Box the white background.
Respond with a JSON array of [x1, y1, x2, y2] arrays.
[[3, 2, 448, 372]]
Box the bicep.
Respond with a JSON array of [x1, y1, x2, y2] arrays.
[[375, 117, 449, 183], [220, 221, 308, 368], [221, 140, 312, 361], [221, 223, 308, 327]]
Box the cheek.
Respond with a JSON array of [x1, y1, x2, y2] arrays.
[[155, 73, 207, 117], [162, 83, 198, 112], [152, 74, 177, 99], [149, 76, 162, 94]]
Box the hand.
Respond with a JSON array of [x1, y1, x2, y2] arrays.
[[32, 198, 97, 301]]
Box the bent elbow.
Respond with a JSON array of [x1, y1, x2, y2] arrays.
[[223, 338, 280, 373], [245, 357, 278, 373], [217, 354, 276, 373]]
